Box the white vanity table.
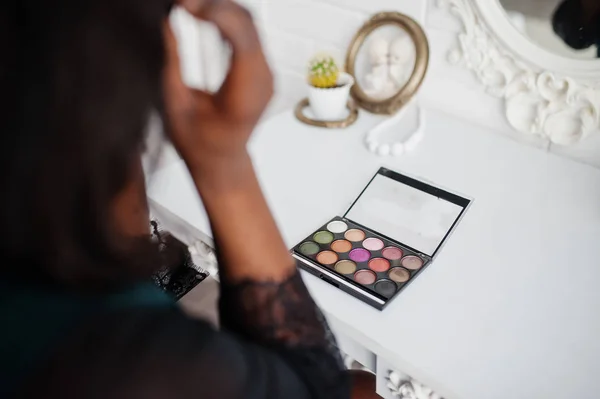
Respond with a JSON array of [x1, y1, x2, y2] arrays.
[[147, 108, 600, 399]]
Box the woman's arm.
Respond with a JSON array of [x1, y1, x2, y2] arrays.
[[162, 4, 349, 397], [163, 1, 293, 284], [190, 155, 294, 284]]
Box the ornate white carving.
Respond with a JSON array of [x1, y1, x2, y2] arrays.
[[386, 370, 444, 399], [437, 0, 600, 145]]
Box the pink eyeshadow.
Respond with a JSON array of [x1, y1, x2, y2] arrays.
[[363, 238, 384, 251], [382, 246, 403, 260], [401, 255, 424, 270], [354, 270, 377, 285]]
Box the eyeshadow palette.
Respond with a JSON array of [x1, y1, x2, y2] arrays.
[[292, 167, 471, 310]]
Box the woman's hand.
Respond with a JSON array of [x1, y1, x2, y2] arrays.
[[163, 1, 292, 285], [162, 0, 273, 172]]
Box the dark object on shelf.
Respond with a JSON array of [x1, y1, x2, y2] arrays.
[[552, 0, 600, 55], [151, 220, 209, 300]]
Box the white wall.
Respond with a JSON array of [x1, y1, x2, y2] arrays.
[[169, 0, 600, 169]]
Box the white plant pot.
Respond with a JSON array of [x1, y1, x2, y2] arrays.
[[308, 72, 354, 121]]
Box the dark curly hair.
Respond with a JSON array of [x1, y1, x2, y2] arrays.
[[0, 0, 174, 288], [553, 0, 600, 54]]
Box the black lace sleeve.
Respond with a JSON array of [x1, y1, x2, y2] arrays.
[[219, 270, 349, 399]]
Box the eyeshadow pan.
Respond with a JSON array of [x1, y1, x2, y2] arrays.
[[402, 255, 424, 270], [299, 241, 320, 256], [349, 248, 371, 263], [313, 231, 334, 245], [327, 221, 348, 234], [363, 238, 384, 251], [388, 267, 410, 283], [382, 246, 403, 260], [335, 260, 357, 274], [331, 240, 352, 253], [345, 229, 366, 242], [368, 258, 390, 272], [354, 270, 376, 285], [316, 251, 338, 265], [375, 280, 397, 298]]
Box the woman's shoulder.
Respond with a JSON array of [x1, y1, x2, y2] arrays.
[[18, 305, 251, 399], [0, 277, 177, 397]]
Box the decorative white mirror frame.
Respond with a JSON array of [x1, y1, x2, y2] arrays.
[[438, 0, 600, 145]]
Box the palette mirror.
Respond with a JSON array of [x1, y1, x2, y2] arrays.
[[345, 12, 429, 115]]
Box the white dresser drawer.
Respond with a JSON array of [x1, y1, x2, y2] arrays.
[[150, 199, 220, 278], [335, 331, 376, 373], [376, 356, 444, 399], [149, 199, 213, 248]]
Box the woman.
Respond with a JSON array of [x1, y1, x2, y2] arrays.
[[0, 0, 374, 397]]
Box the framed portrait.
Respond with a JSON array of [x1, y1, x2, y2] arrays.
[[346, 12, 429, 115]]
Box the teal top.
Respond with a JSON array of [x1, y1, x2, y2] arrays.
[[0, 278, 174, 397]]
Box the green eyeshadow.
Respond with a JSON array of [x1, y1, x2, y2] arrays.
[[299, 241, 320, 256], [313, 231, 334, 244]]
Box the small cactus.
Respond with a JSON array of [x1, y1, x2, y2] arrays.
[[308, 54, 339, 88]]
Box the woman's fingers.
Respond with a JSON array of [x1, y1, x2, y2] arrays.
[[189, 1, 272, 120], [177, 0, 261, 56], [162, 22, 194, 113], [162, 22, 183, 92], [208, 3, 273, 117], [203, 2, 261, 55], [162, 2, 272, 168], [176, 0, 222, 18], [166, 1, 272, 123], [162, 21, 214, 137]]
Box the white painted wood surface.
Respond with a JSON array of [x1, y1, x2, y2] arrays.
[[147, 109, 600, 399]]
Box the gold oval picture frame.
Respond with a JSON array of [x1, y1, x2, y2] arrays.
[[345, 12, 429, 115]]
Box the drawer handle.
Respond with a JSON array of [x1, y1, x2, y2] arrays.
[[319, 274, 339, 288]]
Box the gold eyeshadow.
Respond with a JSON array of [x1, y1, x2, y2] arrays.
[[316, 251, 338, 265], [388, 267, 410, 283], [344, 229, 365, 242], [335, 260, 357, 274], [331, 240, 352, 253]]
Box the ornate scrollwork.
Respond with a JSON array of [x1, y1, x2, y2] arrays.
[[438, 0, 600, 145], [386, 370, 444, 399]]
